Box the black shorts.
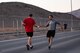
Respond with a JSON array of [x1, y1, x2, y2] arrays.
[[47, 30, 55, 38], [26, 32, 33, 37]]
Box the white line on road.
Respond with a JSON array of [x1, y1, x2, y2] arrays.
[[0, 30, 80, 42]]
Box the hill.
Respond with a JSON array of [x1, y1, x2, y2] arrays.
[[68, 9, 80, 18], [0, 2, 51, 17]]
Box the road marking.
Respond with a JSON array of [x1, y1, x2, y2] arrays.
[[0, 30, 80, 42]]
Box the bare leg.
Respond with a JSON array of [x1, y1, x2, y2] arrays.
[[28, 37, 32, 47], [48, 37, 53, 49], [26, 37, 31, 50], [27, 37, 29, 45], [48, 37, 53, 46], [29, 37, 32, 47], [48, 37, 50, 46]]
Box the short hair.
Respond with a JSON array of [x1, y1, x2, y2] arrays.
[[49, 15, 53, 18], [29, 14, 33, 17]]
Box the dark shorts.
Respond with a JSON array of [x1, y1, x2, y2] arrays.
[[47, 30, 55, 38], [26, 32, 33, 37]]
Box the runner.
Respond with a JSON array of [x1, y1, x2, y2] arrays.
[[22, 14, 38, 50], [45, 15, 63, 50]]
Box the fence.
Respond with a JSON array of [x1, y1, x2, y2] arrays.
[[0, 18, 80, 33]]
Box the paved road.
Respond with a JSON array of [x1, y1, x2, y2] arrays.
[[0, 31, 80, 53]]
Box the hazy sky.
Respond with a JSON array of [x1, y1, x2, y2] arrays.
[[0, 0, 80, 12]]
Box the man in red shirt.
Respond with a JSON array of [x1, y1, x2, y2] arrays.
[[23, 14, 37, 50]]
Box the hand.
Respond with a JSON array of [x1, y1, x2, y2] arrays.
[[22, 23, 26, 26], [37, 26, 39, 28], [60, 26, 64, 31], [37, 26, 41, 28]]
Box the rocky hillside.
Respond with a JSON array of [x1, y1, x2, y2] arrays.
[[0, 2, 51, 18]]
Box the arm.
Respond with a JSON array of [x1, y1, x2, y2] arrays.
[[41, 21, 49, 27], [45, 23, 49, 27], [39, 23, 49, 28], [22, 22, 26, 26], [56, 22, 64, 31], [33, 20, 40, 28], [58, 23, 64, 31], [34, 24, 40, 28], [22, 18, 27, 26]]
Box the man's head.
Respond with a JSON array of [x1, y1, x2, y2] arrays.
[[48, 15, 53, 20], [29, 14, 33, 17]]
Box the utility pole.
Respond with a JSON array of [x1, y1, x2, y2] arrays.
[[70, 0, 73, 31]]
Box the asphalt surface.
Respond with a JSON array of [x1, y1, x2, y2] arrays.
[[0, 31, 80, 53]]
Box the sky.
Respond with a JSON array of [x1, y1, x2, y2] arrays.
[[0, 0, 80, 12]]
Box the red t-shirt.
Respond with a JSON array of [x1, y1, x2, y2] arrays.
[[23, 17, 35, 32]]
